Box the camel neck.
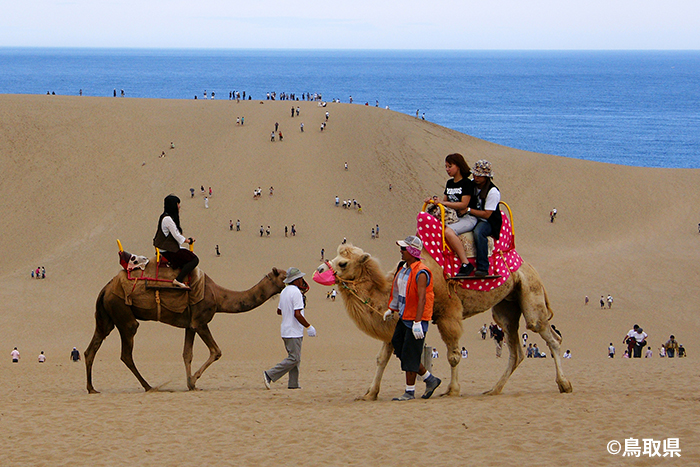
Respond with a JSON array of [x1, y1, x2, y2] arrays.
[[214, 277, 281, 314]]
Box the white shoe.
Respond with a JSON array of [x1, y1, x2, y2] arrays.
[[263, 371, 271, 390], [173, 279, 189, 288]]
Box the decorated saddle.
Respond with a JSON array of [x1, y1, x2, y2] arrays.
[[112, 258, 205, 313], [114, 240, 205, 313], [417, 203, 523, 292]]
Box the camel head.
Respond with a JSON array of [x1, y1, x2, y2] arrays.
[[314, 244, 390, 292], [266, 267, 288, 293]]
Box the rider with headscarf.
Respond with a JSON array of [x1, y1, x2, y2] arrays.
[[153, 194, 199, 288]]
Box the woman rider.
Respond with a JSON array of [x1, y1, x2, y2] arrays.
[[425, 153, 477, 278], [153, 194, 199, 288]]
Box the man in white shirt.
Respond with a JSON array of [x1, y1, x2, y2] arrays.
[[38, 351, 46, 363], [463, 160, 502, 277], [264, 268, 316, 389], [11, 347, 20, 363]]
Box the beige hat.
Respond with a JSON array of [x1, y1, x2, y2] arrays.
[[284, 267, 306, 284]]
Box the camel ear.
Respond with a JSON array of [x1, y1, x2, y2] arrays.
[[359, 253, 371, 264], [272, 267, 279, 276]]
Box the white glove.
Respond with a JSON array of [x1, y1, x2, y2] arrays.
[[383, 309, 394, 321], [412, 321, 425, 340], [307, 325, 317, 337]]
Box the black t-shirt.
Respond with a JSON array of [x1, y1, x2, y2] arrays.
[[444, 178, 475, 204]]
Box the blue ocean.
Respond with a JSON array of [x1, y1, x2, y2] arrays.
[[1, 48, 699, 168]]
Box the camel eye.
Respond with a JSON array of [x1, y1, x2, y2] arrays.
[[338, 261, 348, 269]]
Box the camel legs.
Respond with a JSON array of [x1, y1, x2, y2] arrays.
[[359, 341, 393, 401], [85, 289, 115, 394], [117, 320, 153, 392], [537, 323, 573, 393], [485, 300, 524, 395], [434, 313, 464, 397], [183, 328, 197, 390], [186, 324, 222, 389], [85, 328, 107, 394], [518, 266, 573, 393]]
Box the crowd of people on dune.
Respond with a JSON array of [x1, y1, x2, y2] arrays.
[[612, 325, 686, 359]]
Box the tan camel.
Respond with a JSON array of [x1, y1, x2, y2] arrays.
[[316, 244, 572, 400], [85, 267, 286, 393]]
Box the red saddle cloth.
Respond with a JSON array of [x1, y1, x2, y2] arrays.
[[416, 211, 523, 292]]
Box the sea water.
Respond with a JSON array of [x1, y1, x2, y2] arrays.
[[1, 48, 698, 168]]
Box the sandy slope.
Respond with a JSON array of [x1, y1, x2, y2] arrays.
[[1, 94, 698, 464]]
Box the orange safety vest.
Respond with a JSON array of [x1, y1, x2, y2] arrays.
[[389, 261, 434, 322]]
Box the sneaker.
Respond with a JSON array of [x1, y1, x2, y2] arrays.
[[422, 376, 442, 399], [172, 279, 189, 288], [453, 263, 474, 278], [392, 391, 416, 401], [474, 270, 488, 277], [263, 371, 271, 390]]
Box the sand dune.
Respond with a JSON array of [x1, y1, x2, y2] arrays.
[[1, 94, 698, 464]]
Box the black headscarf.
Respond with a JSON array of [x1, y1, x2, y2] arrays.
[[162, 194, 182, 233]]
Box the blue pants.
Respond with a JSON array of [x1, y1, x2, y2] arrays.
[[473, 220, 492, 272]]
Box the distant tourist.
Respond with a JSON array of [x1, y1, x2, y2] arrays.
[[608, 343, 615, 358], [664, 335, 679, 358]]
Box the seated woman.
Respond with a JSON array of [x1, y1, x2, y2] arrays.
[[153, 195, 199, 288], [425, 153, 477, 278]]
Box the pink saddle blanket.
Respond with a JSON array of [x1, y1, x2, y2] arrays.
[[416, 211, 523, 291]]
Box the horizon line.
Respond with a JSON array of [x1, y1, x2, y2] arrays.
[[1, 46, 699, 53]]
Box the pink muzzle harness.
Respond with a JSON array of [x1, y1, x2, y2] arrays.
[[312, 261, 337, 286]]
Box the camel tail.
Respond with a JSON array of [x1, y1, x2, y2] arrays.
[[543, 286, 554, 322], [94, 286, 115, 336]]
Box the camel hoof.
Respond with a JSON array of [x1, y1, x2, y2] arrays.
[[558, 380, 573, 393], [483, 388, 502, 396], [87, 388, 100, 394], [355, 393, 378, 401]]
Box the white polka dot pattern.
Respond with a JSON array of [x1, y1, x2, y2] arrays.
[[416, 212, 523, 291]]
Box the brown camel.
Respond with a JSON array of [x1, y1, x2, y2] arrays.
[[85, 267, 286, 393], [315, 244, 572, 400]]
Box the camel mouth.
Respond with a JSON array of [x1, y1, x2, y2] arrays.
[[313, 262, 337, 286]]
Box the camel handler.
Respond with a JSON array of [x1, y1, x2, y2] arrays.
[[264, 267, 316, 390], [383, 236, 442, 401]]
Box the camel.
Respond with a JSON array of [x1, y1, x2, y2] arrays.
[[85, 267, 286, 393], [315, 244, 572, 400]]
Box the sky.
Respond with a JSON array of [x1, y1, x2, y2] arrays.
[[2, 0, 699, 49]]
